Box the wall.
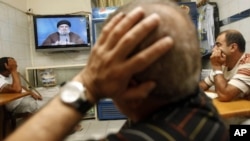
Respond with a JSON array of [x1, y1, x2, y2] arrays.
[[1, 0, 250, 72], [123, 0, 197, 4], [0, 0, 30, 75], [211, 0, 250, 53], [26, 0, 91, 15], [26, 0, 92, 68], [200, 0, 250, 69], [115, 0, 250, 70], [0, 0, 92, 85], [0, 0, 27, 11]]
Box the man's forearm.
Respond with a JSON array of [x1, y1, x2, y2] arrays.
[[199, 80, 210, 91], [11, 71, 22, 92], [5, 96, 83, 141], [213, 74, 230, 100]]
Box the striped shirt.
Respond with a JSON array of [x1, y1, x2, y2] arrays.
[[89, 89, 229, 141], [204, 53, 250, 98]]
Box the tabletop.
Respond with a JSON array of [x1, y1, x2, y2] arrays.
[[0, 92, 30, 106], [205, 91, 250, 118], [213, 98, 250, 118]]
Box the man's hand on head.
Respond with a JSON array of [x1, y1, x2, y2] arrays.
[[5, 58, 18, 72], [210, 49, 226, 69], [73, 7, 173, 103]]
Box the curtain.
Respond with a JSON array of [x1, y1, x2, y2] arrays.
[[92, 0, 123, 8]]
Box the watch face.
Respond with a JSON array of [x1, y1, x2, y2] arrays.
[[60, 82, 83, 103], [61, 90, 79, 103], [60, 81, 93, 115]]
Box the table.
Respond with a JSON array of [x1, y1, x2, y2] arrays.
[[205, 91, 250, 118], [213, 98, 250, 118], [0, 92, 30, 106], [0, 92, 30, 140]]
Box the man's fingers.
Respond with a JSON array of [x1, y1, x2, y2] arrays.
[[113, 13, 161, 59], [125, 36, 173, 73], [99, 7, 145, 50], [97, 12, 125, 45]]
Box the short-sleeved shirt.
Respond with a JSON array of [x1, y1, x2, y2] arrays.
[[204, 53, 250, 98], [87, 89, 229, 141]]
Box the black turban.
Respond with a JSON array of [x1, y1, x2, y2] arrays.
[[57, 20, 71, 27]]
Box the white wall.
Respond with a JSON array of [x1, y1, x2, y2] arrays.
[[0, 0, 92, 81], [211, 0, 250, 53], [0, 0, 31, 74], [25, 0, 92, 68], [198, 0, 250, 69], [0, 0, 27, 11], [26, 0, 91, 15], [1, 0, 250, 72]]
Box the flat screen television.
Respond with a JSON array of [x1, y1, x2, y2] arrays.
[[33, 14, 92, 52]]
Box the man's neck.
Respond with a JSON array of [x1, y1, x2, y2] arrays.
[[227, 52, 244, 71]]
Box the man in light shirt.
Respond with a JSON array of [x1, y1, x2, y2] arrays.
[[199, 30, 250, 126], [199, 29, 250, 102], [0, 57, 42, 114]]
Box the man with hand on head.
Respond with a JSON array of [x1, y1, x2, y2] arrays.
[[199, 29, 250, 126], [0, 57, 83, 133], [0, 57, 42, 115], [6, 0, 228, 141], [199, 30, 250, 102]]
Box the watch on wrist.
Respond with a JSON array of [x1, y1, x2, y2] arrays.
[[212, 70, 223, 76], [60, 81, 93, 115]]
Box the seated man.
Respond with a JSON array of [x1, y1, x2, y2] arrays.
[[0, 57, 43, 114], [6, 0, 229, 140], [0, 57, 82, 132], [199, 30, 250, 102], [199, 30, 250, 125]]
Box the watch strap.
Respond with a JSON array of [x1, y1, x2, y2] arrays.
[[60, 81, 93, 115], [212, 70, 223, 76], [75, 98, 93, 114]]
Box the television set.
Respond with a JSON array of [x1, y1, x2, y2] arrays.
[[33, 14, 92, 52]]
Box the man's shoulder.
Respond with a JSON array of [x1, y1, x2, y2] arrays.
[[243, 53, 250, 58], [239, 53, 250, 65], [69, 32, 80, 37], [49, 32, 59, 36], [45, 32, 59, 39]]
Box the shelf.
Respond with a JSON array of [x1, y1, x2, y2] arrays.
[[25, 64, 86, 88], [25, 64, 86, 70]]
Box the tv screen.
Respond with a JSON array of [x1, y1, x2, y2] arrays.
[[33, 14, 91, 52]]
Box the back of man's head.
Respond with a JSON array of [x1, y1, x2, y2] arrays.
[[110, 0, 201, 102]]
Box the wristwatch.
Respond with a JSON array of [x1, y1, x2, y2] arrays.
[[60, 81, 93, 115], [212, 70, 223, 76]]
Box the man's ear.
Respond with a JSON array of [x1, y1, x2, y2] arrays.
[[230, 43, 238, 52]]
